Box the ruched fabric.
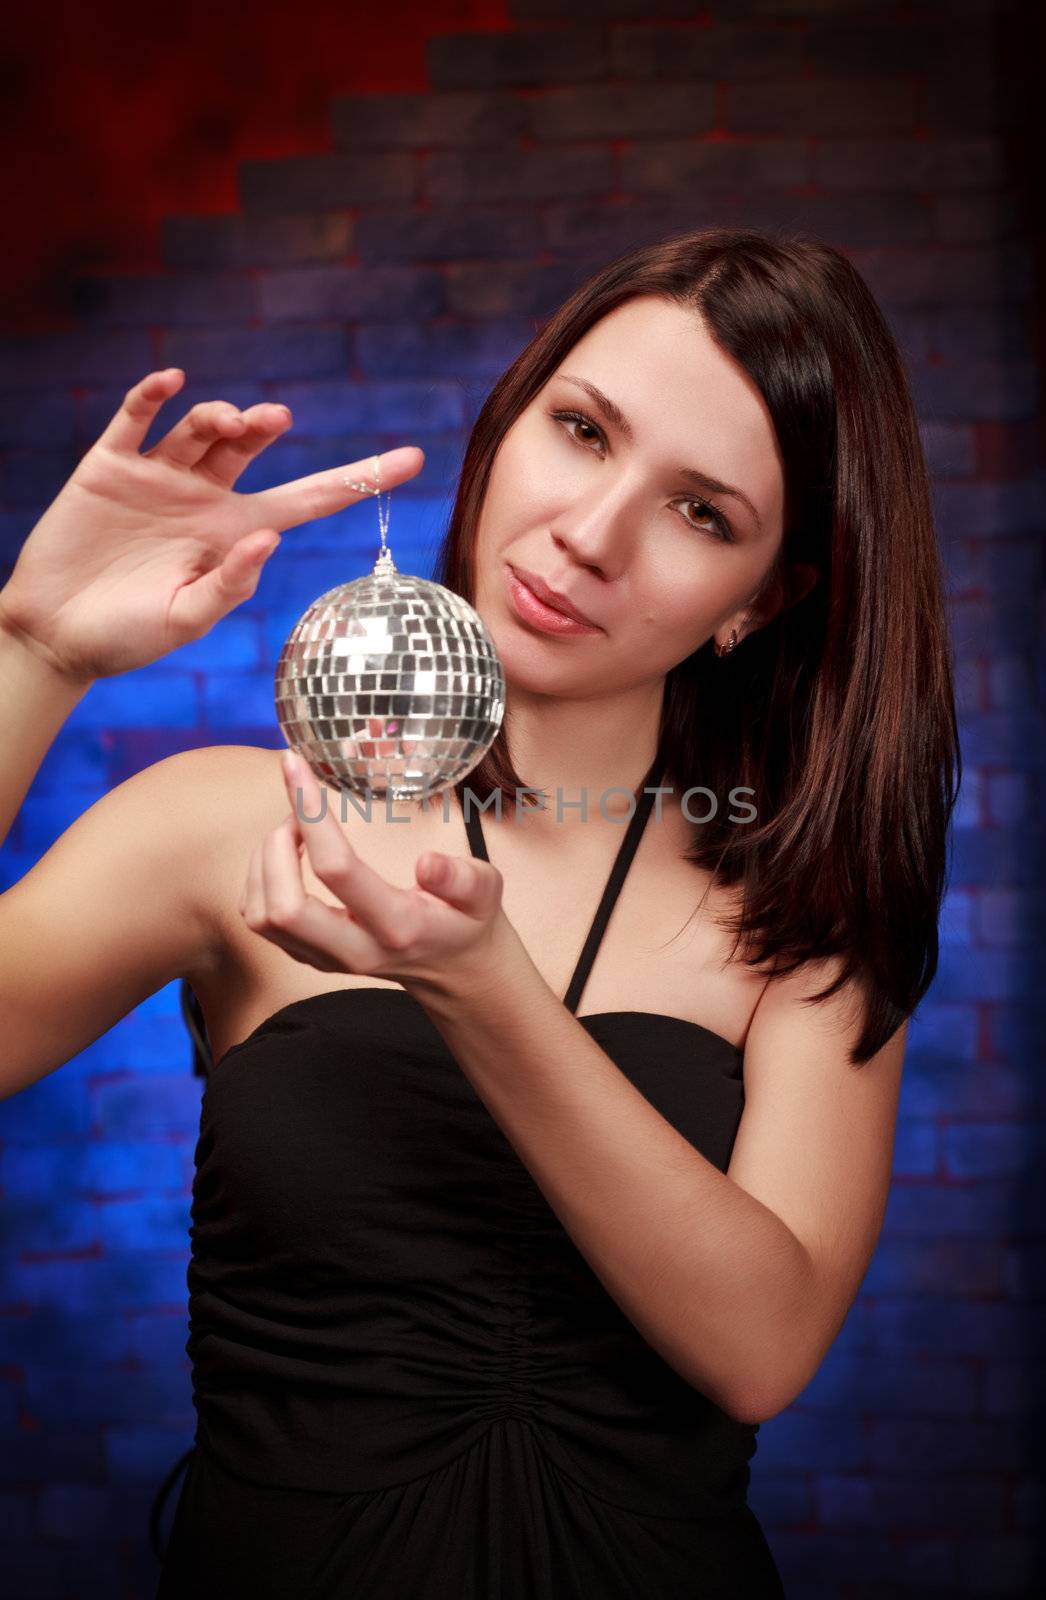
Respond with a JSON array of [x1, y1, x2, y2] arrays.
[[156, 760, 785, 1598]]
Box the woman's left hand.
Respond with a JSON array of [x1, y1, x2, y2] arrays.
[[239, 750, 510, 997]]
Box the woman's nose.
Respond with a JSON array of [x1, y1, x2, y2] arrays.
[[550, 479, 641, 576]]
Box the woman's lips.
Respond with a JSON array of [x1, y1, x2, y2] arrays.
[[505, 567, 603, 636]]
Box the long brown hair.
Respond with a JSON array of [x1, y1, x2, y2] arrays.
[[433, 226, 961, 1068]]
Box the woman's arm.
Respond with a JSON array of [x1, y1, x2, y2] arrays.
[[0, 617, 92, 850], [411, 922, 823, 1427]]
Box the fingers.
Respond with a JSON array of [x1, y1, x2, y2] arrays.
[[194, 402, 294, 490], [418, 849, 501, 919], [239, 760, 391, 973], [240, 838, 313, 971], [249, 816, 354, 973], [281, 753, 422, 952], [244, 444, 425, 535], [146, 398, 250, 470], [238, 755, 502, 981], [96, 368, 187, 455], [165, 528, 282, 644]]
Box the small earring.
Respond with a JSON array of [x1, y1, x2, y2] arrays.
[[715, 628, 739, 658], [344, 455, 395, 573]]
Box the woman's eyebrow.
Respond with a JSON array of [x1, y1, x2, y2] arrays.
[[556, 371, 764, 533]]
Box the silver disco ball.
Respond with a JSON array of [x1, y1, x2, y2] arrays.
[[274, 549, 506, 801]]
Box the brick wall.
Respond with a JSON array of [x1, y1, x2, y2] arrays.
[[1, 2, 1043, 1595]]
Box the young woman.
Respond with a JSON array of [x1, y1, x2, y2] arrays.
[[0, 227, 960, 1598]]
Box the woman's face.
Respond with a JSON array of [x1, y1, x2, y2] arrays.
[[472, 295, 790, 698]]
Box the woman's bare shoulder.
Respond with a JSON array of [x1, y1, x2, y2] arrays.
[[158, 741, 288, 837], [184, 743, 425, 934], [181, 740, 286, 794], [191, 744, 424, 846], [152, 743, 290, 951]]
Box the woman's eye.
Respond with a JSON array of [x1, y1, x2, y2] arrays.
[[679, 500, 724, 537], [554, 411, 602, 449]]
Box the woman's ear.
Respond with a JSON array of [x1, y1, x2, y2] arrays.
[[744, 560, 819, 636], [784, 561, 819, 611]]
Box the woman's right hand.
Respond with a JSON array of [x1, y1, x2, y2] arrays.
[[0, 369, 425, 684]]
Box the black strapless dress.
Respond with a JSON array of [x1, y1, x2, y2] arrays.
[[156, 760, 785, 1598]]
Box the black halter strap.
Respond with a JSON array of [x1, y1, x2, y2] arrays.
[[454, 750, 666, 1013]]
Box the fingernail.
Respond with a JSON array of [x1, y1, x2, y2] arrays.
[[425, 854, 447, 885]]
